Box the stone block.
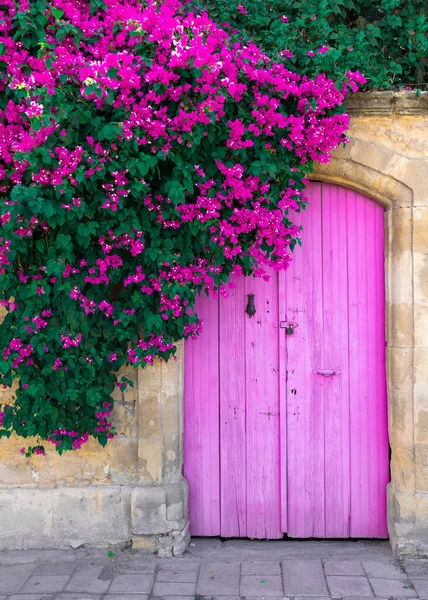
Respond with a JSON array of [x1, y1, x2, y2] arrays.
[[362, 561, 407, 580], [240, 574, 283, 596], [0, 489, 54, 550], [369, 577, 416, 597], [65, 564, 111, 594], [20, 575, 70, 594], [281, 559, 328, 596], [414, 252, 428, 303], [57, 594, 101, 600], [155, 569, 198, 583], [196, 563, 240, 596], [53, 487, 132, 547], [415, 302, 428, 350], [0, 564, 37, 594], [152, 581, 196, 595], [241, 561, 282, 575], [105, 596, 148, 600], [388, 302, 414, 349], [326, 576, 373, 597], [403, 558, 428, 579], [33, 563, 77, 576], [323, 561, 365, 576], [411, 579, 428, 597], [130, 536, 157, 551], [131, 486, 167, 534], [108, 573, 155, 594]]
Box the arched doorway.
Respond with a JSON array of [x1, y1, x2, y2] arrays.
[[184, 182, 389, 539]]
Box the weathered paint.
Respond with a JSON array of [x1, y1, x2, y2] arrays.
[[184, 182, 389, 539]]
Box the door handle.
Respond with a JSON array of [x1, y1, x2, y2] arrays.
[[315, 369, 341, 377]]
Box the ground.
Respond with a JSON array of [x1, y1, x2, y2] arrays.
[[1, 539, 428, 599]]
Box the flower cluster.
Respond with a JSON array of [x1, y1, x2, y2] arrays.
[[0, 0, 363, 454]]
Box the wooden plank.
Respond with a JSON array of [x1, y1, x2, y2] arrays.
[[183, 292, 220, 536], [219, 276, 247, 537], [321, 184, 351, 538], [347, 192, 388, 537], [286, 183, 326, 537], [245, 271, 282, 539], [279, 268, 288, 533]]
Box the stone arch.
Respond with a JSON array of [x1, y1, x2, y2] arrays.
[[311, 136, 419, 555]]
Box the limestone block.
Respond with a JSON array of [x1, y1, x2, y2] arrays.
[[349, 137, 397, 174], [131, 485, 167, 533], [415, 303, 428, 350], [387, 347, 415, 447], [414, 252, 428, 303], [407, 161, 428, 207], [390, 443, 416, 494], [0, 488, 54, 549], [388, 486, 428, 557], [415, 348, 428, 446], [137, 364, 162, 484], [348, 115, 428, 158], [415, 445, 428, 492], [0, 486, 132, 549], [53, 486, 132, 547], [413, 207, 428, 255], [112, 402, 138, 438], [130, 479, 188, 536], [387, 302, 414, 349]]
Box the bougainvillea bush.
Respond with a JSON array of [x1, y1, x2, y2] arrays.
[[0, 0, 365, 455]]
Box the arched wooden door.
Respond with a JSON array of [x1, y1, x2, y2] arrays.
[[184, 182, 389, 539]]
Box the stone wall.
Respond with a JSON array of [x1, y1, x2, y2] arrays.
[[0, 91, 427, 556], [0, 344, 189, 557]]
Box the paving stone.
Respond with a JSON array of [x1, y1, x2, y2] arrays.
[[7, 595, 54, 600], [343, 597, 389, 600], [65, 564, 112, 594], [108, 573, 155, 594], [104, 595, 149, 600], [240, 574, 283, 596], [157, 560, 201, 571], [241, 561, 282, 575], [55, 594, 101, 600], [152, 581, 196, 595], [243, 596, 285, 600], [158, 597, 195, 600], [403, 559, 428, 579], [324, 561, 365, 576], [326, 576, 373, 597], [197, 563, 240, 596], [410, 579, 428, 597], [195, 596, 241, 600], [155, 569, 198, 582], [0, 563, 37, 594], [294, 597, 330, 600], [116, 561, 157, 574], [369, 577, 417, 598], [33, 563, 77, 577], [282, 559, 328, 596], [20, 575, 70, 594], [362, 561, 407, 581]]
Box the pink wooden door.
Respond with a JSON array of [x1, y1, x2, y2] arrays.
[[184, 182, 389, 539]]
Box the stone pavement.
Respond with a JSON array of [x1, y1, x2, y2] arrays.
[[1, 539, 428, 600]]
